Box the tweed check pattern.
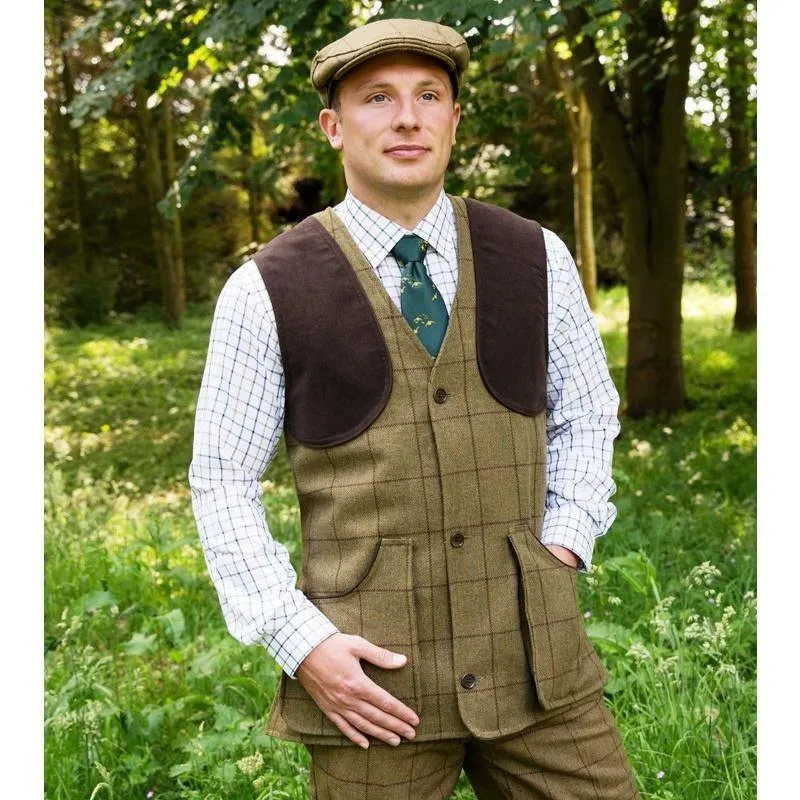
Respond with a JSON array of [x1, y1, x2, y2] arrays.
[[306, 693, 640, 799], [188, 189, 621, 680], [263, 198, 610, 744], [391, 233, 449, 356]]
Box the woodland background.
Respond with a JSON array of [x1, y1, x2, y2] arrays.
[[44, 1, 757, 798]]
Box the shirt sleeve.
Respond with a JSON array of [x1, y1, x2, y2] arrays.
[[188, 262, 339, 678], [540, 230, 622, 574]]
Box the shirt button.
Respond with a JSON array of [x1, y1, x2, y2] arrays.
[[461, 673, 477, 690], [450, 531, 465, 547], [433, 387, 448, 404]]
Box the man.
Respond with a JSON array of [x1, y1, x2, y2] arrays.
[[190, 17, 640, 800]]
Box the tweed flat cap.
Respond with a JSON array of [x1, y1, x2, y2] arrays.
[[311, 18, 470, 107]]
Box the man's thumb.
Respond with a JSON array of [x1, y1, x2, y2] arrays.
[[354, 638, 407, 669]]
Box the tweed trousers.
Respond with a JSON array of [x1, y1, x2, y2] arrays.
[[305, 692, 640, 799]]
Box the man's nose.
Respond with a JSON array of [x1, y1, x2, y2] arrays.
[[391, 96, 422, 129]]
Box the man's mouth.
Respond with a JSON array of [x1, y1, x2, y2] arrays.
[[385, 145, 429, 159], [385, 145, 429, 153]]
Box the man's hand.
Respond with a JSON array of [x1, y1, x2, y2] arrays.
[[295, 632, 420, 749], [545, 543, 581, 570]]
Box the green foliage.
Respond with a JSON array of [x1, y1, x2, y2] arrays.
[[45, 0, 754, 321], [45, 283, 755, 799]]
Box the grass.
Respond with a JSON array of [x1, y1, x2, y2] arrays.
[[44, 284, 755, 800]]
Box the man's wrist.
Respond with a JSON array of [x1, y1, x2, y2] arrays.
[[541, 506, 597, 574], [264, 603, 340, 680], [544, 543, 582, 570]]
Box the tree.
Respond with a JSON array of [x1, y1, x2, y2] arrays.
[[559, 0, 700, 416], [544, 37, 598, 309], [135, 82, 183, 327], [725, 0, 756, 332]]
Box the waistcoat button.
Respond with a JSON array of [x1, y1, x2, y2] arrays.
[[460, 673, 477, 690], [450, 531, 465, 547], [433, 387, 448, 404]]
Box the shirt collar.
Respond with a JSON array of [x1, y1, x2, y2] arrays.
[[334, 189, 457, 268]]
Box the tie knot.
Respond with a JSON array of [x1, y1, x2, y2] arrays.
[[391, 234, 429, 266]]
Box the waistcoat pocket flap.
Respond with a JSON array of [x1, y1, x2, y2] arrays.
[[508, 523, 588, 710], [281, 537, 422, 736]]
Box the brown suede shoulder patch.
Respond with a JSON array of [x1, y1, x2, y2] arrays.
[[252, 215, 392, 448], [464, 197, 548, 416]]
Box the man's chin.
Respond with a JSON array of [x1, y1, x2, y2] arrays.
[[381, 171, 440, 194]]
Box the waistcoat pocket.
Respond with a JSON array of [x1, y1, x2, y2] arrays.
[[508, 522, 602, 710], [281, 537, 422, 735]]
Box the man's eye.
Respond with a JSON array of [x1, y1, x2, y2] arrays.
[[369, 93, 387, 103], [421, 92, 437, 101]]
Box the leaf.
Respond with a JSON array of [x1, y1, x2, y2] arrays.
[[591, 0, 616, 15], [168, 762, 193, 778], [188, 647, 222, 677], [213, 702, 243, 731], [121, 632, 158, 656], [212, 761, 238, 787], [601, 551, 657, 596], [585, 621, 634, 649], [489, 39, 514, 56], [78, 590, 118, 613], [602, 674, 631, 695], [156, 608, 186, 646]]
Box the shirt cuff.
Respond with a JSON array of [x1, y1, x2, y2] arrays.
[[264, 600, 340, 680], [540, 505, 600, 574]]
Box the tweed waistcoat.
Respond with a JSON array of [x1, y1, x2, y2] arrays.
[[257, 196, 609, 745]]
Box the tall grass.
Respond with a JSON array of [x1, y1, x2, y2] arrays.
[[44, 285, 755, 799]]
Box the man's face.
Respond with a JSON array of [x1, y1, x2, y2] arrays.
[[319, 52, 462, 203]]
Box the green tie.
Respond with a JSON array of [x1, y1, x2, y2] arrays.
[[391, 234, 449, 357]]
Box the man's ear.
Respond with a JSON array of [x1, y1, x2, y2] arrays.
[[319, 108, 343, 151], [451, 102, 462, 146]]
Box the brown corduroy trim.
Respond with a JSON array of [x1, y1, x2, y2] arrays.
[[254, 197, 547, 447], [253, 215, 392, 448], [461, 197, 548, 417]]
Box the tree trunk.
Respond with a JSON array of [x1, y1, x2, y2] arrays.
[[544, 42, 597, 308], [623, 159, 687, 415], [163, 92, 187, 316], [573, 92, 597, 309], [563, 0, 698, 415], [135, 84, 182, 328], [54, 14, 90, 278], [244, 130, 262, 244], [726, 3, 756, 332]]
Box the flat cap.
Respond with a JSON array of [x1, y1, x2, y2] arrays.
[[311, 18, 470, 107]]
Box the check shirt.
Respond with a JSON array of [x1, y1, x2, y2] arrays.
[[189, 189, 621, 679]]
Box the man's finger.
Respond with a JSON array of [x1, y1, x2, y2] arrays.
[[350, 698, 417, 740], [351, 637, 408, 670], [327, 710, 370, 749], [357, 679, 420, 727], [342, 709, 402, 746]]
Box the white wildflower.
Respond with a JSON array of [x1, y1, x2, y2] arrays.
[[650, 596, 676, 638], [716, 663, 739, 679], [686, 561, 721, 588], [628, 439, 653, 458], [236, 752, 264, 776], [626, 642, 652, 663]]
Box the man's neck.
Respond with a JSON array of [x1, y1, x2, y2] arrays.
[[346, 184, 443, 230]]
